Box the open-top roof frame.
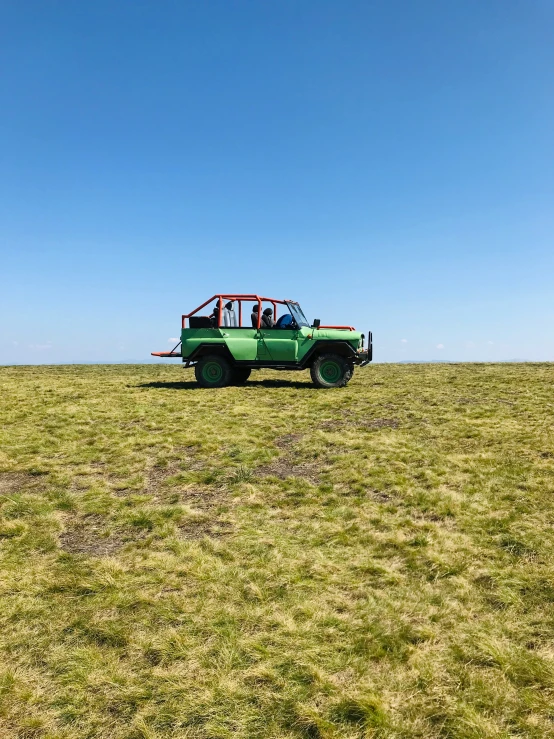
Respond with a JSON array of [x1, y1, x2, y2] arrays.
[[182, 294, 299, 329]]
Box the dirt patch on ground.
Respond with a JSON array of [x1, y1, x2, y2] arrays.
[[258, 434, 322, 483], [174, 487, 233, 540], [321, 416, 399, 432], [178, 517, 233, 540], [257, 459, 321, 484], [59, 514, 124, 556], [0, 472, 42, 495], [367, 490, 395, 503], [119, 419, 146, 429], [142, 450, 206, 494], [143, 465, 180, 496], [409, 510, 456, 528], [112, 457, 205, 499], [73, 447, 205, 497], [413, 511, 445, 522], [362, 418, 399, 430], [179, 487, 227, 511], [275, 433, 304, 450]]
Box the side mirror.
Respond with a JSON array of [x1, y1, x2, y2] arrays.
[[313, 319, 321, 328]]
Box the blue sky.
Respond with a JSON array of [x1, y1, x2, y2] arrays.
[[1, 0, 553, 364]]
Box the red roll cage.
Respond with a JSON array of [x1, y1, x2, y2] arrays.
[[183, 294, 294, 330], [152, 294, 354, 358], [182, 294, 355, 331]]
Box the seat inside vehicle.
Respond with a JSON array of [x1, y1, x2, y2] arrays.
[[189, 316, 212, 328], [275, 314, 294, 329]]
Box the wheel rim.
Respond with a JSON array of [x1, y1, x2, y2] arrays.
[[202, 361, 223, 384], [320, 360, 342, 383]]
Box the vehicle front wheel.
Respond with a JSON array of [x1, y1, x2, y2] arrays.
[[230, 368, 251, 385], [310, 353, 352, 389], [195, 355, 233, 388]]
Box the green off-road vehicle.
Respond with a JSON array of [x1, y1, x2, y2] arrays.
[[152, 294, 372, 388]]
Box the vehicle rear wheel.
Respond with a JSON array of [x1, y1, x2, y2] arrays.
[[230, 368, 251, 385], [195, 355, 233, 388], [310, 353, 352, 389]]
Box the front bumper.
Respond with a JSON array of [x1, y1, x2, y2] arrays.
[[354, 331, 372, 366]]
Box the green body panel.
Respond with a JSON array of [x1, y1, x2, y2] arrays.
[[180, 326, 362, 364], [180, 328, 258, 360]]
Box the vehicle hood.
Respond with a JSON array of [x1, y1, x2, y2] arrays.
[[309, 328, 362, 343]]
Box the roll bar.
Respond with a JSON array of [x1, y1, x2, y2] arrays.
[[182, 294, 300, 330]]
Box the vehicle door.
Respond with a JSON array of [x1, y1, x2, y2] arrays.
[[260, 302, 312, 361], [259, 328, 299, 361], [220, 327, 258, 361]]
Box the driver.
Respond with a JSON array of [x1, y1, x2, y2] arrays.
[[275, 313, 294, 329]]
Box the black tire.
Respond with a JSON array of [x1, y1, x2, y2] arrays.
[[195, 355, 233, 388], [230, 368, 251, 385], [310, 353, 353, 389]]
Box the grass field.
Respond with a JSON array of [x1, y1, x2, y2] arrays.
[[0, 362, 553, 739]]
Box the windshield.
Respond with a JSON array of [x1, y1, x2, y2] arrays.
[[287, 302, 310, 328]]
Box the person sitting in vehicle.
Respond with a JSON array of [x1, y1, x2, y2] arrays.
[[251, 304, 260, 328], [261, 307, 274, 328], [275, 313, 295, 329], [222, 300, 237, 327], [209, 300, 223, 327]]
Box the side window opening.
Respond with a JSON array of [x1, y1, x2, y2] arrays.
[[248, 301, 278, 329]]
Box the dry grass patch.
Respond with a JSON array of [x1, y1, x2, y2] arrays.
[[320, 416, 399, 431], [256, 432, 322, 483], [275, 432, 304, 449], [257, 458, 321, 483], [178, 516, 233, 540], [59, 513, 124, 556], [0, 471, 45, 495]]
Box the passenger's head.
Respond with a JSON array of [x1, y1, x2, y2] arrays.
[[263, 307, 273, 316], [225, 301, 234, 310], [252, 304, 259, 313]]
